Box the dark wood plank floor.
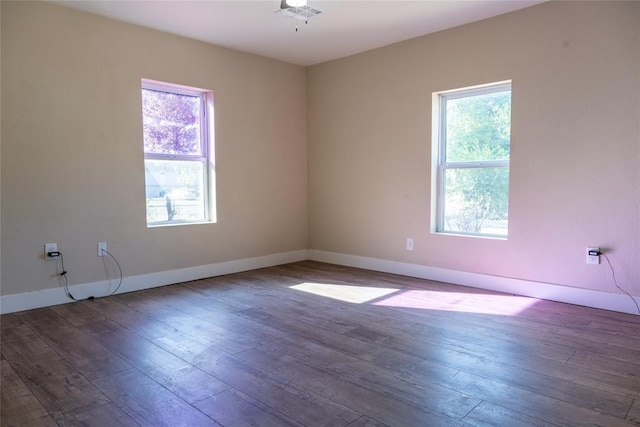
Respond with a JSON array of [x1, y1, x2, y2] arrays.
[[2, 261, 639, 426]]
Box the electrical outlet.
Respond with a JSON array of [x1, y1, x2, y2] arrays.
[[406, 238, 414, 251], [586, 246, 600, 265], [45, 243, 58, 260], [98, 242, 107, 257]]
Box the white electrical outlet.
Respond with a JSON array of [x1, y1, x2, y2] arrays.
[[45, 243, 58, 260], [406, 238, 414, 251], [586, 247, 600, 265], [98, 242, 107, 257]]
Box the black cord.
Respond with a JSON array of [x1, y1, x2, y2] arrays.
[[57, 252, 80, 301], [602, 253, 640, 315], [54, 250, 123, 302], [102, 249, 123, 296]]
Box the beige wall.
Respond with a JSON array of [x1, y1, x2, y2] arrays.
[[1, 1, 308, 295], [308, 1, 640, 294]]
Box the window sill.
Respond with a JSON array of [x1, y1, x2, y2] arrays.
[[147, 220, 215, 228], [433, 231, 508, 240]]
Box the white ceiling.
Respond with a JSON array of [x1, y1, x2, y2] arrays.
[[51, 0, 546, 66]]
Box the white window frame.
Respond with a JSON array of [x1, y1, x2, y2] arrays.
[[142, 79, 215, 226], [432, 81, 511, 238]]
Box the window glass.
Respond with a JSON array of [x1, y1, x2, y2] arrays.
[[445, 90, 511, 163], [434, 82, 511, 237], [142, 89, 202, 156], [443, 167, 510, 236], [142, 81, 213, 226], [144, 159, 206, 223]]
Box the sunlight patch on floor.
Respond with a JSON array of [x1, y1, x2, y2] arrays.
[[290, 282, 539, 315], [373, 290, 538, 315], [290, 282, 399, 304]]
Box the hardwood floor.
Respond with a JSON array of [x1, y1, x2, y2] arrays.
[[2, 261, 639, 426]]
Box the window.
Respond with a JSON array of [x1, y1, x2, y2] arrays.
[[433, 82, 511, 237], [142, 80, 215, 226]]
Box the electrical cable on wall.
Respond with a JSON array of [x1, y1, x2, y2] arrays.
[[101, 248, 123, 297], [52, 249, 123, 301], [55, 252, 81, 301], [601, 252, 640, 315]]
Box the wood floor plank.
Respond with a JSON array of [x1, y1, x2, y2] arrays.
[[51, 300, 109, 327], [491, 308, 592, 330], [341, 321, 634, 417], [233, 304, 463, 384], [93, 369, 219, 426], [567, 349, 640, 379], [627, 399, 640, 424], [55, 402, 140, 427], [498, 349, 640, 399], [363, 306, 577, 363], [85, 297, 180, 341], [245, 338, 480, 421], [442, 371, 637, 427], [122, 285, 265, 335], [235, 344, 469, 426], [462, 401, 559, 427], [0, 360, 58, 427], [99, 293, 258, 355], [80, 320, 229, 404], [491, 314, 640, 355], [192, 351, 363, 426], [0, 313, 23, 330], [193, 388, 303, 427], [18, 308, 132, 381], [7, 355, 112, 421], [120, 287, 289, 353], [585, 319, 640, 340], [1, 323, 63, 361], [346, 415, 392, 427]]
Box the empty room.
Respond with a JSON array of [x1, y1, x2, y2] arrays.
[[1, 0, 639, 425]]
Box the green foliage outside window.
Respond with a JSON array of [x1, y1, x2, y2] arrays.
[[440, 87, 511, 236]]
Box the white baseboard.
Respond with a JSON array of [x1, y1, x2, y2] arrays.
[[0, 250, 308, 315], [308, 250, 639, 316]]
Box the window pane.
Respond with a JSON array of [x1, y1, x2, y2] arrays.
[[445, 90, 511, 163], [443, 167, 509, 236], [145, 159, 206, 224], [142, 89, 202, 155]]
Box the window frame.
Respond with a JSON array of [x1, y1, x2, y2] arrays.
[[432, 81, 512, 238], [141, 79, 214, 227]]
